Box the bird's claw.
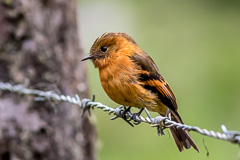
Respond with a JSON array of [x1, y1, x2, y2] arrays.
[[122, 107, 132, 120], [133, 119, 141, 125], [131, 108, 144, 125], [110, 106, 134, 127], [132, 115, 141, 125], [111, 107, 153, 128], [121, 107, 134, 127]]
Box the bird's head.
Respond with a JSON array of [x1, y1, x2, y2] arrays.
[[81, 32, 139, 68]]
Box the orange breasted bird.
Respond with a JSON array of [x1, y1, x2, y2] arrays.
[[81, 32, 199, 152]]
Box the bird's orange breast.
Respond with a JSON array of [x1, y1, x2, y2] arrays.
[[98, 56, 164, 112]]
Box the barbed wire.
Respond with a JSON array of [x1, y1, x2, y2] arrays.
[[0, 81, 240, 146]]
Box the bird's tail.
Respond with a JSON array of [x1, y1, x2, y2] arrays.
[[169, 112, 199, 152]]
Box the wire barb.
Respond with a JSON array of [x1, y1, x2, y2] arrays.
[[0, 81, 240, 146]]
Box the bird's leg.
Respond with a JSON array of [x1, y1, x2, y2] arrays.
[[132, 108, 144, 125]]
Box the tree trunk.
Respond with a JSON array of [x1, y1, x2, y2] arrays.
[[0, 0, 96, 160]]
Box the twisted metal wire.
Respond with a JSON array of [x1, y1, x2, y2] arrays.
[[0, 81, 240, 146]]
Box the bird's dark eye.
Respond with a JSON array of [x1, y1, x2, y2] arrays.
[[100, 46, 108, 52]]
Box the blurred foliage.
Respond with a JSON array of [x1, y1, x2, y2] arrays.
[[78, 0, 240, 159]]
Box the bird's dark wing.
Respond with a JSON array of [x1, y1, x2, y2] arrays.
[[130, 52, 199, 153], [130, 52, 178, 112]]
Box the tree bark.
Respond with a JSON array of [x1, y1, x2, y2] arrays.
[[0, 0, 96, 160]]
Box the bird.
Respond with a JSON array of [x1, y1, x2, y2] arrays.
[[81, 32, 199, 152]]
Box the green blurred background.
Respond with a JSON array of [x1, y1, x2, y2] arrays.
[[78, 0, 240, 159]]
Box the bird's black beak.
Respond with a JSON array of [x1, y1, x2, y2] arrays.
[[81, 54, 94, 61]]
